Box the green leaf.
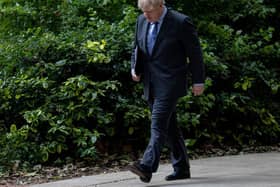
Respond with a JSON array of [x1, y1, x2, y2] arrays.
[[128, 127, 134, 135], [10, 124, 17, 132]]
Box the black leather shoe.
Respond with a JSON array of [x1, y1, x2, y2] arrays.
[[127, 162, 152, 183], [165, 171, 191, 181]]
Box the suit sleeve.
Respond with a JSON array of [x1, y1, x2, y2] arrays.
[[181, 17, 205, 84], [130, 17, 143, 76], [131, 19, 138, 70]]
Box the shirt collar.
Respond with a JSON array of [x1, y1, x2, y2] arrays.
[[157, 6, 167, 24]]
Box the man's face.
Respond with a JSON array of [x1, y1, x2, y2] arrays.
[[141, 4, 163, 23]]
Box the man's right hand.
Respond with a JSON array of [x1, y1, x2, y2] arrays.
[[131, 69, 141, 82]]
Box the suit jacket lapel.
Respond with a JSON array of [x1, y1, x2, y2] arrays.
[[143, 20, 149, 55], [151, 9, 170, 56]]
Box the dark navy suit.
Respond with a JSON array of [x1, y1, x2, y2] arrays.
[[131, 7, 205, 173]]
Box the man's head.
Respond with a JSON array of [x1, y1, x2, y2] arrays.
[[138, 0, 165, 22]]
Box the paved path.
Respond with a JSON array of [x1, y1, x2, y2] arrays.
[[30, 152, 280, 187]]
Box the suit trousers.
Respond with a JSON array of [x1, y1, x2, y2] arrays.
[[141, 96, 190, 173]]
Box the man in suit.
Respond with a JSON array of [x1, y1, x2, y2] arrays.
[[127, 0, 205, 183]]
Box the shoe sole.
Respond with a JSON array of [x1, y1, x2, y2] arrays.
[[127, 165, 151, 183], [165, 175, 191, 181]]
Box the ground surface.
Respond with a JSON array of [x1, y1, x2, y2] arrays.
[[1, 145, 279, 186]]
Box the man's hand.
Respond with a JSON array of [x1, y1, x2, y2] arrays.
[[131, 69, 141, 82], [192, 84, 204, 96]]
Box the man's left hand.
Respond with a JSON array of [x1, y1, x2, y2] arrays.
[[192, 84, 204, 96]]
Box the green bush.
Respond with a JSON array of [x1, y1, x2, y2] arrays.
[[0, 0, 279, 174]]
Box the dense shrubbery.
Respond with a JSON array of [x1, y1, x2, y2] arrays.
[[0, 0, 279, 173]]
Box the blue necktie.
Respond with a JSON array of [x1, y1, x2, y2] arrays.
[[147, 22, 158, 55]]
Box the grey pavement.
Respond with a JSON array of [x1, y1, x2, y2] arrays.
[[30, 152, 280, 187]]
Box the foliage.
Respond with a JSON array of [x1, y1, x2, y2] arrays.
[[0, 0, 279, 174]]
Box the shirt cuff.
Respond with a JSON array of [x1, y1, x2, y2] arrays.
[[193, 83, 204, 86], [131, 68, 136, 75]]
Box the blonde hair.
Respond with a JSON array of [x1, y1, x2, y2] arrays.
[[138, 0, 164, 10]]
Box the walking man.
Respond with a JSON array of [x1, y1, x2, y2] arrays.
[[128, 0, 205, 183]]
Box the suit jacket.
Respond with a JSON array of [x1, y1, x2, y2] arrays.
[[131, 8, 205, 100]]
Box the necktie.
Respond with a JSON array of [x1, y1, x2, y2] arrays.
[[147, 22, 158, 55]]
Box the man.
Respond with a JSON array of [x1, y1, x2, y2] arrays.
[[127, 0, 205, 183]]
